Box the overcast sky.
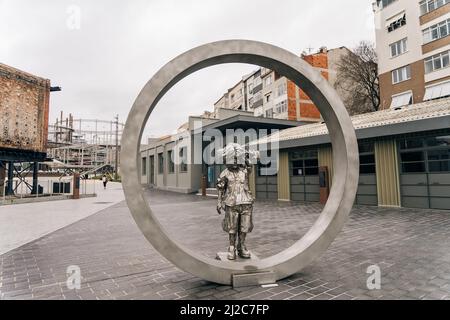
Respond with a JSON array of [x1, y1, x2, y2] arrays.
[[0, 0, 375, 139]]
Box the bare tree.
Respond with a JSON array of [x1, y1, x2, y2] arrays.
[[335, 41, 380, 115]]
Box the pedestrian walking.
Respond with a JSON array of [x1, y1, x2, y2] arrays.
[[102, 175, 108, 190]]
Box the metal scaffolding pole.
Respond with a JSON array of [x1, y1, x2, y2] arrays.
[[31, 162, 38, 194], [6, 162, 14, 196], [115, 115, 119, 181]]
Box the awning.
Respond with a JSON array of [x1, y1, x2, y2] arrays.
[[385, 11, 405, 27], [424, 81, 450, 101], [391, 91, 412, 108]]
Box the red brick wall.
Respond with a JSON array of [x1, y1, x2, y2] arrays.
[[287, 80, 298, 121], [0, 63, 51, 152], [298, 52, 329, 120]]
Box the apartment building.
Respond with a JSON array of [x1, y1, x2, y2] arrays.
[[374, 0, 450, 109], [214, 47, 361, 121], [213, 70, 261, 113]]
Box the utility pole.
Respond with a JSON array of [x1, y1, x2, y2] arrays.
[[114, 115, 119, 181]]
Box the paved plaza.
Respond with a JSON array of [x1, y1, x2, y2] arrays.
[[0, 181, 124, 256], [1, 188, 450, 300]]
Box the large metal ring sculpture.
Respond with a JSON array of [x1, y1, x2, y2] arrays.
[[121, 40, 359, 285]]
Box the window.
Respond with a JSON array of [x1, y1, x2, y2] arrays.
[[248, 83, 253, 94], [387, 14, 406, 33], [265, 109, 273, 118], [428, 148, 450, 172], [275, 100, 288, 114], [141, 157, 147, 175], [265, 94, 271, 103], [400, 148, 426, 173], [423, 80, 450, 100], [264, 76, 272, 87], [420, 0, 450, 15], [158, 153, 164, 174], [253, 76, 262, 87], [392, 65, 411, 84], [277, 83, 287, 96], [358, 143, 376, 174], [179, 147, 188, 172], [168, 150, 175, 174], [377, 0, 397, 9], [390, 91, 413, 108], [290, 150, 319, 176], [390, 38, 407, 57], [424, 50, 450, 73], [423, 18, 450, 44], [399, 138, 424, 150], [399, 135, 450, 173], [399, 140, 426, 172]]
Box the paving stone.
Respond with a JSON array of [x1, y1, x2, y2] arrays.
[[289, 292, 314, 300], [1, 189, 449, 300]]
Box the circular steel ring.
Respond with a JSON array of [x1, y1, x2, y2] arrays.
[[121, 40, 359, 285]]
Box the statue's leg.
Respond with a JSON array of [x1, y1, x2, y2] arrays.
[[238, 232, 251, 259], [226, 206, 238, 260], [238, 205, 251, 259], [227, 233, 237, 260]]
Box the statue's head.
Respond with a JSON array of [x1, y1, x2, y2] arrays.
[[221, 143, 246, 170], [219, 143, 260, 170]]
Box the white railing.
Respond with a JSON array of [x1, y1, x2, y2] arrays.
[[1, 177, 97, 204]]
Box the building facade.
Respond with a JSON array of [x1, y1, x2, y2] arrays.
[[253, 98, 450, 210], [142, 98, 450, 210], [213, 47, 363, 121], [140, 109, 304, 194], [374, 0, 450, 109], [0, 63, 52, 197]]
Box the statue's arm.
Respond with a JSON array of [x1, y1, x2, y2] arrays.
[[216, 172, 227, 214]]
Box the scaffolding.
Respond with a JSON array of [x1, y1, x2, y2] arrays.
[[47, 112, 124, 175]]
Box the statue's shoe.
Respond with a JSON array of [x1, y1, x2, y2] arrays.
[[238, 246, 251, 259], [227, 246, 236, 260]]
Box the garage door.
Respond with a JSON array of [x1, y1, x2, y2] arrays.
[[355, 143, 378, 206], [399, 135, 450, 210], [290, 150, 320, 202], [356, 175, 378, 205], [255, 164, 278, 200]]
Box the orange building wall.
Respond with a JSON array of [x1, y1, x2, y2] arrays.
[[287, 80, 298, 121], [298, 52, 329, 120]]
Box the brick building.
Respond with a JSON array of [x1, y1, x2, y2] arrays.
[[214, 47, 365, 121], [0, 63, 52, 196]]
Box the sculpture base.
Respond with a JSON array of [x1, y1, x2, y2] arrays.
[[216, 252, 277, 287]]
